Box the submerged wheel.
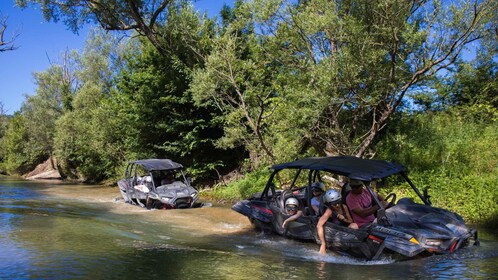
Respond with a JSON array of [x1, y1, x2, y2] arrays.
[[249, 217, 262, 230], [249, 217, 272, 233], [146, 198, 163, 209]]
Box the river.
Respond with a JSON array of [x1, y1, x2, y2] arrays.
[[1, 177, 497, 279]]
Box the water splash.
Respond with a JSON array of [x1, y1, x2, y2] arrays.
[[252, 237, 394, 265]]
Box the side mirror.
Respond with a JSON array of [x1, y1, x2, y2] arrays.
[[423, 187, 432, 205]]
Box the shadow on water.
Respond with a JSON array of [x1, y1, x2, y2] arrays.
[[1, 177, 497, 279]]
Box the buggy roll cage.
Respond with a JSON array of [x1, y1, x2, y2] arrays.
[[258, 167, 432, 221]]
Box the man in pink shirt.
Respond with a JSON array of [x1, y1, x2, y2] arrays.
[[345, 180, 387, 227]]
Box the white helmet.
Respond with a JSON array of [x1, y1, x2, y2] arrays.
[[323, 189, 341, 205], [285, 197, 299, 212]]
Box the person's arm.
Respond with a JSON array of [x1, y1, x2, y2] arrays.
[[350, 204, 379, 217], [317, 208, 333, 254], [282, 211, 303, 228], [337, 204, 354, 225], [376, 193, 388, 208]]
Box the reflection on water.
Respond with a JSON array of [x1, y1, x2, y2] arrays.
[[0, 177, 497, 279]]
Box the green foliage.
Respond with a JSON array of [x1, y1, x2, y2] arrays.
[[192, 0, 495, 166], [209, 168, 271, 200], [112, 39, 235, 178], [53, 30, 126, 182], [0, 113, 32, 174], [377, 106, 498, 224], [15, 0, 196, 57], [104, 5, 240, 180], [409, 172, 496, 224], [447, 58, 497, 108], [0, 105, 9, 173], [0, 62, 74, 174], [191, 1, 280, 168], [55, 84, 114, 181]]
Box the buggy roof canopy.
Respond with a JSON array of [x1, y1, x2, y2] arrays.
[[130, 159, 183, 171], [271, 156, 405, 181]]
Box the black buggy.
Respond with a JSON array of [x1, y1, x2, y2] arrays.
[[118, 159, 199, 209], [232, 156, 479, 260]]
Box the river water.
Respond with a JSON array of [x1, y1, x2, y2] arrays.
[[1, 177, 497, 279]]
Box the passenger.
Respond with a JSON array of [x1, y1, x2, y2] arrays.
[[160, 172, 175, 185], [317, 189, 358, 255], [345, 179, 387, 228], [282, 197, 303, 229], [310, 182, 325, 214]]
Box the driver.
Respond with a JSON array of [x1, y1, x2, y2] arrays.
[[282, 197, 303, 229], [160, 172, 175, 185], [345, 180, 387, 228]]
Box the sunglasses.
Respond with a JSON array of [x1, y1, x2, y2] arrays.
[[286, 205, 298, 212], [325, 201, 340, 207]]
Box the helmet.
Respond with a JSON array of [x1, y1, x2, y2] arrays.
[[311, 181, 325, 193], [350, 179, 363, 188], [323, 189, 341, 205], [285, 197, 299, 212]]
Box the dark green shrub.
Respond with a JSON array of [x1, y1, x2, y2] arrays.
[[208, 168, 271, 200], [377, 105, 498, 225]]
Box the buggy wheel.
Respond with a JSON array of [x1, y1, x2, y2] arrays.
[[249, 217, 264, 231], [146, 198, 152, 209]]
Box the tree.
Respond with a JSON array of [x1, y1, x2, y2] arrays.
[[0, 51, 79, 174], [0, 102, 9, 171], [16, 0, 180, 56], [22, 64, 74, 161], [442, 52, 497, 108], [413, 18, 498, 111], [0, 113, 30, 174], [193, 0, 496, 167], [52, 4, 238, 182], [0, 13, 19, 52], [191, 1, 280, 166], [54, 30, 126, 181], [109, 5, 239, 179]]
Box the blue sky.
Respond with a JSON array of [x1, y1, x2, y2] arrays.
[[0, 0, 231, 114]]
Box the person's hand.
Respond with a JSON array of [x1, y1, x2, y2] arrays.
[[319, 243, 327, 255], [337, 214, 344, 221], [282, 220, 288, 229]]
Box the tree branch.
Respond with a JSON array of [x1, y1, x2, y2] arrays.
[[0, 15, 19, 52]]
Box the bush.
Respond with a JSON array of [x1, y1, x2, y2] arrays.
[[208, 168, 271, 200], [386, 172, 497, 224], [377, 105, 498, 225]]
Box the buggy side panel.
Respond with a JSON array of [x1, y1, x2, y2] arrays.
[[118, 179, 131, 203]]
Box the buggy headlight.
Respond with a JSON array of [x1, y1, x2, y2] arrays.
[[425, 239, 442, 246], [160, 197, 170, 202]]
